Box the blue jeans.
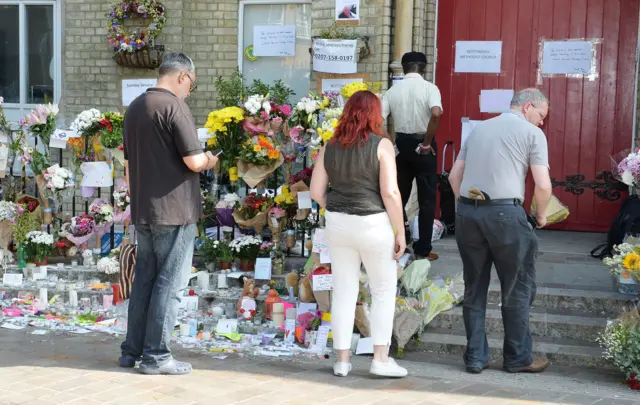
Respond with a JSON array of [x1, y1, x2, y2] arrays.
[[120, 224, 196, 365], [455, 203, 538, 369]]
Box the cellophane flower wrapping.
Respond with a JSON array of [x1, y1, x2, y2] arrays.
[[62, 214, 95, 246], [89, 199, 115, 234], [113, 183, 130, 223]]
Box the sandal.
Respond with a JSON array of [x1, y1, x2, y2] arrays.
[[138, 359, 193, 375]]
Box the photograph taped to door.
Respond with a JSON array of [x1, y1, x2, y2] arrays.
[[537, 37, 602, 85]]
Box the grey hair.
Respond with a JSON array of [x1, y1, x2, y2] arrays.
[[510, 88, 549, 108], [158, 52, 195, 77]]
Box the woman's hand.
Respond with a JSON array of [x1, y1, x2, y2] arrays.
[[394, 233, 406, 260]]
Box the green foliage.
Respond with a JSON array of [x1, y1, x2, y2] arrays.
[[318, 24, 360, 39], [598, 309, 640, 378], [215, 70, 296, 108], [215, 70, 245, 108]]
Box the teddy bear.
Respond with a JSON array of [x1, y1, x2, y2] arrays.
[[236, 277, 260, 319]]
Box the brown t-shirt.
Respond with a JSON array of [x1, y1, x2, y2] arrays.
[[124, 88, 203, 226]]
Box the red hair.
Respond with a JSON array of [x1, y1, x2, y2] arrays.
[[331, 90, 385, 148]]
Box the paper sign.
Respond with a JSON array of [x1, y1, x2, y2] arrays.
[[461, 119, 481, 148], [216, 319, 238, 334], [315, 325, 330, 348], [480, 89, 514, 113], [2, 273, 23, 286], [297, 302, 317, 315], [80, 162, 114, 187], [32, 266, 48, 281], [312, 274, 333, 291], [336, 0, 360, 21], [50, 129, 77, 148], [320, 249, 331, 264], [312, 229, 328, 252], [313, 39, 358, 74], [356, 337, 374, 354], [198, 128, 213, 141], [455, 41, 502, 73], [254, 258, 272, 280], [253, 25, 296, 57], [321, 78, 363, 93], [297, 191, 312, 209], [542, 41, 594, 75], [122, 78, 157, 107]]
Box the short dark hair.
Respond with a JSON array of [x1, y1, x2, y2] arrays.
[[402, 62, 427, 75], [158, 52, 195, 77]]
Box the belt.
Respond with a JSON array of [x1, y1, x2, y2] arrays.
[[458, 197, 522, 206]]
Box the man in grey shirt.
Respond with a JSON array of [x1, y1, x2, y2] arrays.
[[448, 88, 553, 374]]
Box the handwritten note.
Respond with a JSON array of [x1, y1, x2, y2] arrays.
[[216, 319, 238, 334], [315, 325, 330, 348], [320, 249, 331, 264], [542, 41, 594, 75], [80, 162, 113, 187], [253, 25, 296, 57], [297, 191, 312, 209], [254, 258, 272, 280], [312, 229, 328, 253], [312, 274, 333, 291], [50, 129, 78, 149]]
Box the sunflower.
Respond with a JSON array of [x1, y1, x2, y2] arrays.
[[622, 252, 640, 270]]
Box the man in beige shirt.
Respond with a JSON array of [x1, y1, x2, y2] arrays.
[[382, 51, 443, 260]]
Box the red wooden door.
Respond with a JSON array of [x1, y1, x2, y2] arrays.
[[435, 0, 639, 232]]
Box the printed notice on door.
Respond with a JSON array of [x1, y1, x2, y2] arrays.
[[313, 39, 357, 74], [541, 41, 594, 75], [454, 41, 502, 73], [253, 25, 296, 57]]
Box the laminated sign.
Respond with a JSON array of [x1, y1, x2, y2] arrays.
[[313, 39, 357, 74]]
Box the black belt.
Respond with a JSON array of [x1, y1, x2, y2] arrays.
[[458, 197, 522, 206]]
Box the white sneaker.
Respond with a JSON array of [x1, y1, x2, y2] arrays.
[[370, 358, 408, 378], [333, 362, 352, 377]]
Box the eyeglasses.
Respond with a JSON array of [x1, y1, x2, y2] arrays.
[[183, 73, 197, 93]]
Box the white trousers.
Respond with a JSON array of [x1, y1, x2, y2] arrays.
[[325, 210, 397, 350]]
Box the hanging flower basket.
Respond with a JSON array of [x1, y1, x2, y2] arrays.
[[113, 45, 165, 69]]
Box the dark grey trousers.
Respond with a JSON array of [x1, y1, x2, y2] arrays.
[[455, 202, 538, 368]]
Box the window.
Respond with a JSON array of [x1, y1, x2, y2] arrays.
[[0, 1, 61, 123], [239, 0, 312, 102]]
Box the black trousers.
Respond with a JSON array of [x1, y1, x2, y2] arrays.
[[396, 133, 437, 256]]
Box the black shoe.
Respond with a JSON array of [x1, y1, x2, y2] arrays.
[[466, 364, 489, 374], [119, 355, 137, 368]]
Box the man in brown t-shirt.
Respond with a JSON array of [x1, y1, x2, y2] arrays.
[[119, 52, 218, 375]]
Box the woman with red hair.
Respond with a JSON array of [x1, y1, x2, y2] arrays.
[[310, 90, 407, 378]]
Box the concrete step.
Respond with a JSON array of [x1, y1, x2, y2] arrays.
[[412, 327, 609, 369], [487, 284, 635, 315], [430, 304, 607, 341]]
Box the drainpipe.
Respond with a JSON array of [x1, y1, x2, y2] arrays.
[[389, 0, 415, 78]]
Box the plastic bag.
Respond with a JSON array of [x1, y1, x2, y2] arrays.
[[530, 194, 570, 225]]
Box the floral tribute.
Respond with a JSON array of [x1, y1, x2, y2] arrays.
[[340, 82, 368, 99], [89, 199, 115, 234], [204, 106, 245, 173], [239, 134, 281, 167], [603, 242, 640, 281], [597, 308, 640, 390], [230, 235, 262, 260], [113, 181, 131, 223], [617, 149, 640, 188], [24, 231, 54, 264], [61, 214, 96, 247], [41, 164, 75, 200], [106, 0, 166, 53]]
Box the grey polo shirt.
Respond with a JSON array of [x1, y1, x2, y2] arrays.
[[458, 110, 549, 201]]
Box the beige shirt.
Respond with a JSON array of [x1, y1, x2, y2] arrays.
[[382, 73, 443, 134], [459, 110, 549, 201]]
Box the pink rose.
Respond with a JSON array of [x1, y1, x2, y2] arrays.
[[279, 105, 292, 117]]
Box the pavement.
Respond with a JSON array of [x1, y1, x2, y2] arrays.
[[0, 330, 638, 405]]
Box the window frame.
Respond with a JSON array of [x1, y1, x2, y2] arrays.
[[237, 0, 312, 74], [0, 0, 62, 113]]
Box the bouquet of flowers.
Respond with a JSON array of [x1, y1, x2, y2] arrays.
[[18, 104, 58, 147], [269, 103, 292, 132], [290, 167, 314, 186], [61, 213, 96, 247], [0, 201, 19, 250], [97, 256, 120, 283], [70, 109, 102, 134], [113, 182, 130, 223], [597, 308, 640, 390], [40, 164, 74, 200], [617, 149, 640, 188], [603, 242, 640, 281], [258, 241, 276, 258], [239, 135, 281, 166], [89, 199, 115, 237], [99, 112, 125, 164], [316, 118, 339, 145], [287, 94, 329, 145], [12, 203, 40, 246], [341, 82, 368, 99], [232, 193, 272, 233], [215, 193, 240, 228], [24, 231, 54, 264], [204, 106, 245, 173], [199, 237, 233, 265], [230, 235, 262, 260]]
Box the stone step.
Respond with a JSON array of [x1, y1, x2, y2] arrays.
[[413, 327, 609, 369], [430, 304, 607, 341], [487, 284, 635, 315]]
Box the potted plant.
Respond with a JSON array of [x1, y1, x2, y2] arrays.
[[603, 242, 640, 295], [24, 231, 54, 266], [199, 238, 233, 271], [230, 235, 262, 271], [11, 203, 40, 269]]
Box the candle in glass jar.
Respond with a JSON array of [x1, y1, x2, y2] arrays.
[[38, 288, 48, 311], [69, 290, 78, 307]]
